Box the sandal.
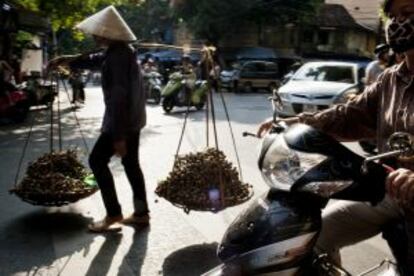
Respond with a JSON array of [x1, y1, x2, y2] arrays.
[[122, 214, 150, 227], [88, 215, 123, 233]]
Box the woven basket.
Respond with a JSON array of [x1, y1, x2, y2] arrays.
[[165, 186, 254, 214], [10, 186, 98, 207]]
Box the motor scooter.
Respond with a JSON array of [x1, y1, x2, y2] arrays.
[[203, 91, 411, 276], [143, 70, 163, 105], [161, 71, 207, 113], [19, 75, 56, 107], [0, 88, 30, 123]]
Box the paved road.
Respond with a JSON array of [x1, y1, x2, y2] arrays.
[[0, 86, 391, 275]]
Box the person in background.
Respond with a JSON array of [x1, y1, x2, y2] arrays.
[[9, 54, 22, 84], [0, 59, 15, 96], [69, 69, 85, 104], [48, 5, 148, 233], [142, 58, 158, 73], [257, 0, 414, 273], [365, 43, 390, 85]]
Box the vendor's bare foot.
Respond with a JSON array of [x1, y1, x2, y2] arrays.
[[88, 215, 123, 233], [122, 214, 150, 227]]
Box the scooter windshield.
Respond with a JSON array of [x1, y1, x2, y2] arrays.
[[261, 134, 327, 191]]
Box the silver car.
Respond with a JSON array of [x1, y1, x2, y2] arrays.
[[277, 61, 363, 117]]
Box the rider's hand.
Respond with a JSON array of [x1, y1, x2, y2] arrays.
[[386, 168, 414, 209], [257, 118, 273, 138], [114, 140, 127, 158], [257, 117, 300, 138]]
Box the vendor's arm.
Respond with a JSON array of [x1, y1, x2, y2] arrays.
[[48, 51, 105, 72], [69, 51, 105, 70]]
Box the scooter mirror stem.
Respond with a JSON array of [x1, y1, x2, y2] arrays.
[[242, 132, 258, 138], [361, 149, 404, 174]]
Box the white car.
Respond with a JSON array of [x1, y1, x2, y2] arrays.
[[277, 61, 365, 117]]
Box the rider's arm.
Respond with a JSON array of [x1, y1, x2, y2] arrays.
[[297, 73, 384, 142]]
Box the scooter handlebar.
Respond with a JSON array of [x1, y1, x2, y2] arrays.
[[242, 132, 258, 138]]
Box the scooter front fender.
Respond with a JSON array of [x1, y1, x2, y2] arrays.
[[191, 82, 208, 104], [162, 81, 181, 97]]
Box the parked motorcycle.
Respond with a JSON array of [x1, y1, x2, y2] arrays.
[[143, 70, 163, 105], [161, 71, 207, 113], [204, 91, 410, 275], [0, 89, 30, 123], [20, 75, 56, 107]]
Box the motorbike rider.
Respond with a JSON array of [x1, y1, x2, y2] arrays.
[[142, 58, 158, 73], [365, 44, 390, 86], [180, 54, 196, 99], [258, 0, 414, 273]]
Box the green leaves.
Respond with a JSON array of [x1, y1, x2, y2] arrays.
[[172, 0, 323, 43], [19, 0, 128, 32]]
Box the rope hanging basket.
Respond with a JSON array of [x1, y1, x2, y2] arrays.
[[153, 45, 253, 213], [155, 148, 253, 214], [11, 72, 96, 207], [11, 151, 99, 207]]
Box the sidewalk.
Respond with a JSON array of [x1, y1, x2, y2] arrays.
[[0, 86, 392, 275]]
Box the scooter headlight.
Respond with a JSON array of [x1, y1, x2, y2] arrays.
[[261, 135, 327, 191]]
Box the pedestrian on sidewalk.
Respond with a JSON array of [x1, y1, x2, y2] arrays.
[[48, 5, 149, 232], [68, 69, 85, 104]]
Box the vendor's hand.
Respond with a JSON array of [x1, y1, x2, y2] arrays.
[[114, 140, 127, 158], [386, 168, 414, 209], [257, 117, 300, 138]]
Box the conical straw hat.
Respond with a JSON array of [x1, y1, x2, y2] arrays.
[[76, 5, 136, 42]]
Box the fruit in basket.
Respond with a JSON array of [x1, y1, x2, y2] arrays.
[[17, 150, 93, 194], [155, 148, 252, 211]]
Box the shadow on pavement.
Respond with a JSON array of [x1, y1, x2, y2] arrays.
[[162, 243, 220, 276], [119, 226, 150, 275], [0, 210, 94, 275], [85, 232, 123, 276]]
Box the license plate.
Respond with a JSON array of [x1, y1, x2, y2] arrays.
[[303, 104, 318, 112]]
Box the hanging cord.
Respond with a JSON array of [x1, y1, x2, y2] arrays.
[[170, 89, 192, 202], [174, 90, 192, 167], [213, 66, 244, 181], [13, 72, 52, 187], [56, 74, 63, 151], [208, 72, 219, 150], [59, 71, 90, 154], [13, 111, 37, 188], [49, 74, 54, 153], [205, 78, 210, 148]]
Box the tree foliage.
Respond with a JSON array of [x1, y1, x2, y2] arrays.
[[18, 0, 126, 31], [172, 0, 323, 43], [119, 0, 172, 42]]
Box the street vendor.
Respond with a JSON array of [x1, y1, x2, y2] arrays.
[[48, 5, 149, 232], [258, 0, 414, 273]]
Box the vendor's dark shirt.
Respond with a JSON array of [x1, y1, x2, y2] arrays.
[[70, 43, 146, 140]]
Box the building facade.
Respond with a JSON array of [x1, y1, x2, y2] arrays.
[[326, 0, 383, 32]]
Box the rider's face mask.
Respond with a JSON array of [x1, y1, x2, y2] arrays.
[[386, 15, 414, 53]]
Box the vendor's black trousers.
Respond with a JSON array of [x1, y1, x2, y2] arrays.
[[89, 131, 148, 218]]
